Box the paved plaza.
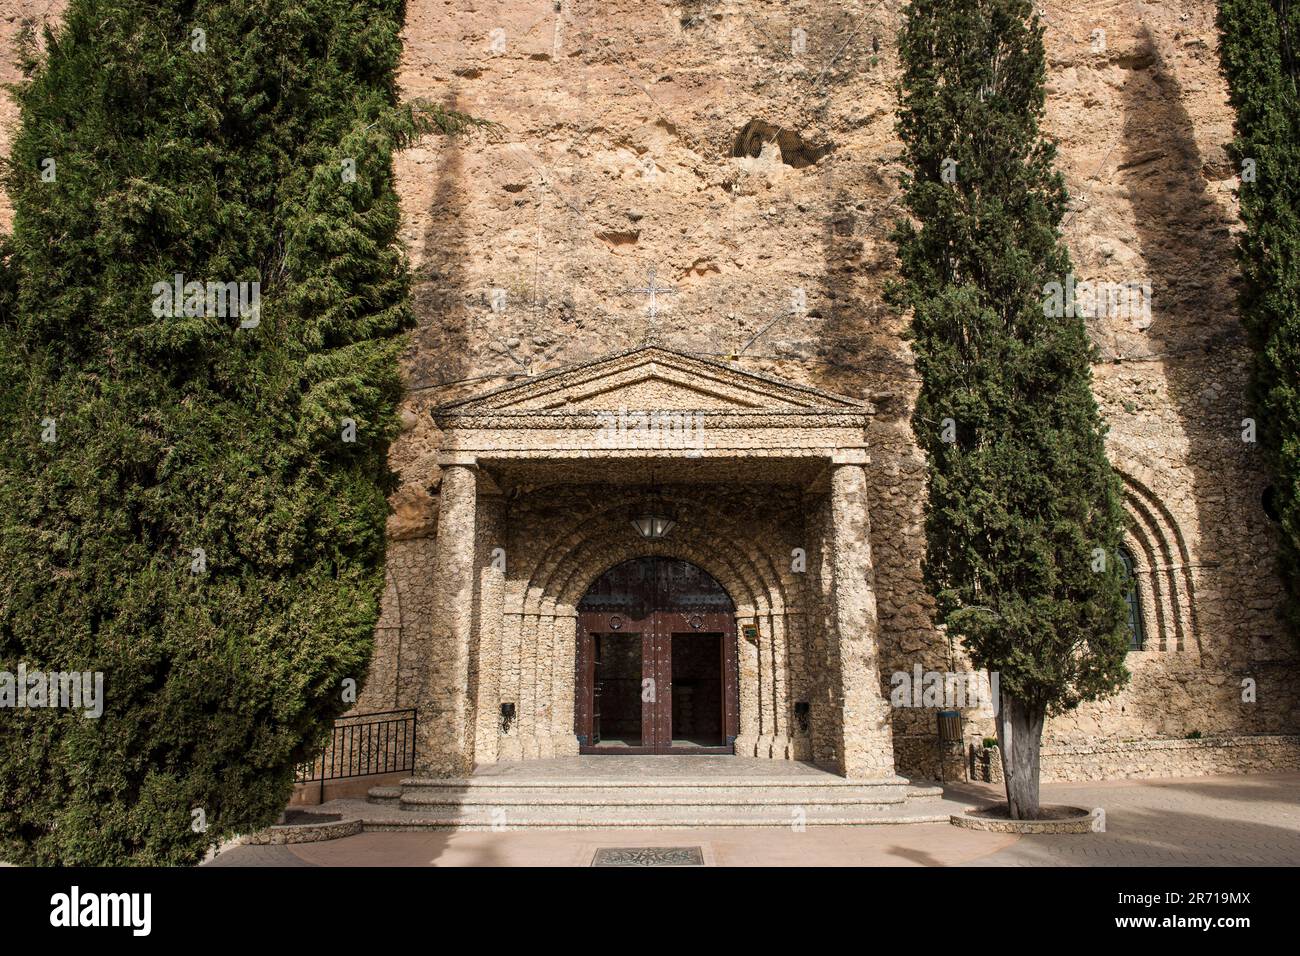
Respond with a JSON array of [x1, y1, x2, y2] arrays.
[[207, 771, 1300, 867]]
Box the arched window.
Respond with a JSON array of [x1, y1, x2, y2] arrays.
[[1116, 546, 1145, 651]]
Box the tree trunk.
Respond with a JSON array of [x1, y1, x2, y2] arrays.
[[996, 691, 1045, 819]]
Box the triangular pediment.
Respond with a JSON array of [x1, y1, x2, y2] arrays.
[[435, 345, 868, 415]]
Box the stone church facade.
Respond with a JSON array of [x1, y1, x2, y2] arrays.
[[356, 0, 1300, 782], [2, 1, 1297, 781], [368, 334, 1300, 783], [388, 344, 899, 778]]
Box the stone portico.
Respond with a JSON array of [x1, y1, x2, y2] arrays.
[[405, 344, 895, 778]]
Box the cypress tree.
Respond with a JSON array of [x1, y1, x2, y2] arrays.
[[0, 1, 476, 864], [1217, 1, 1300, 634], [889, 0, 1130, 818]]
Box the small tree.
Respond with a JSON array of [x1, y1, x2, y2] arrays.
[[0, 0, 478, 864], [890, 0, 1130, 818], [1217, 1, 1300, 636]]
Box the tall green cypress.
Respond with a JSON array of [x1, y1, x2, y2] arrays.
[[0, 1, 473, 864], [889, 0, 1130, 818], [1217, 1, 1300, 635]]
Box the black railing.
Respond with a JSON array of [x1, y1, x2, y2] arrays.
[[296, 709, 417, 789]]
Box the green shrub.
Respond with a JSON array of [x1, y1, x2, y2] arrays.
[[0, 0, 463, 865], [889, 0, 1129, 818], [1217, 1, 1300, 638]]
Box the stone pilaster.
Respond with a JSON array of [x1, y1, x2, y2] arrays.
[[827, 460, 895, 778], [786, 611, 814, 760], [497, 608, 523, 760], [418, 463, 478, 777]]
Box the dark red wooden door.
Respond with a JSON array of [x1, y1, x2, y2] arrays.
[[575, 557, 738, 755]]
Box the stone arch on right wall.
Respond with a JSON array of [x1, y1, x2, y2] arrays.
[[1114, 467, 1201, 657]]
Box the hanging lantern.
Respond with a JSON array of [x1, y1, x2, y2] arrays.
[[632, 476, 676, 539], [631, 510, 676, 540]]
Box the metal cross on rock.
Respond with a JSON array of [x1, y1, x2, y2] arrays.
[[623, 265, 678, 345]]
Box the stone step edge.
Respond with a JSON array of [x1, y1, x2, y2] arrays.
[[395, 786, 940, 799], [370, 785, 942, 804], [397, 795, 914, 808], [364, 798, 964, 820], [398, 776, 919, 789], [360, 814, 955, 830]]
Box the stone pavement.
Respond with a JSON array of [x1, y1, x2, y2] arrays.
[[206, 772, 1300, 867], [207, 822, 1017, 867], [954, 772, 1300, 867]]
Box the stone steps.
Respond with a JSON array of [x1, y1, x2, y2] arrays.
[[367, 786, 402, 807], [397, 775, 921, 789], [348, 758, 958, 831], [357, 802, 956, 830], [361, 772, 950, 829], [393, 785, 936, 809]]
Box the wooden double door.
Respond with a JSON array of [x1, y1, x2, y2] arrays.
[[575, 558, 739, 755]]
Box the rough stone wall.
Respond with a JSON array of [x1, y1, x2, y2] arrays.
[[367, 536, 438, 713], [1031, 0, 1299, 750], [4, 0, 1298, 778], [1040, 734, 1300, 781], [385, 0, 1300, 772]]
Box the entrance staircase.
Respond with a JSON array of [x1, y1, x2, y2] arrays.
[[356, 757, 962, 830]]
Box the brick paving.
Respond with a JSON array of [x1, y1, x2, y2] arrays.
[[954, 772, 1300, 867], [205, 771, 1300, 867]]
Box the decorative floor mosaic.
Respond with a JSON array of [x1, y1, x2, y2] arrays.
[[591, 846, 706, 867]]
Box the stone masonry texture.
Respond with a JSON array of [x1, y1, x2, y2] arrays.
[[3, 0, 1297, 781]]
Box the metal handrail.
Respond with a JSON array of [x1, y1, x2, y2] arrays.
[[296, 709, 417, 790]]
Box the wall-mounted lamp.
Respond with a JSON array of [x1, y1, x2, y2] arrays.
[[632, 472, 676, 539]]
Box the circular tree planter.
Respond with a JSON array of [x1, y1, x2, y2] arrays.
[[951, 805, 1102, 834], [245, 811, 361, 845]]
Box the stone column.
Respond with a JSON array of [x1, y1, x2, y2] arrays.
[[769, 610, 791, 760], [808, 490, 844, 767], [471, 493, 506, 764], [419, 463, 478, 777], [756, 605, 775, 758], [827, 459, 896, 778], [536, 600, 557, 758], [518, 608, 540, 757], [552, 606, 582, 756], [733, 611, 761, 757]]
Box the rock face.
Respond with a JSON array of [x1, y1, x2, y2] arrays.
[[4, 0, 1298, 779], [342, 0, 1300, 774], [0, 1, 67, 230]]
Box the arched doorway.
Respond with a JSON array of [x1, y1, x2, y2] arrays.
[[575, 556, 740, 754]]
